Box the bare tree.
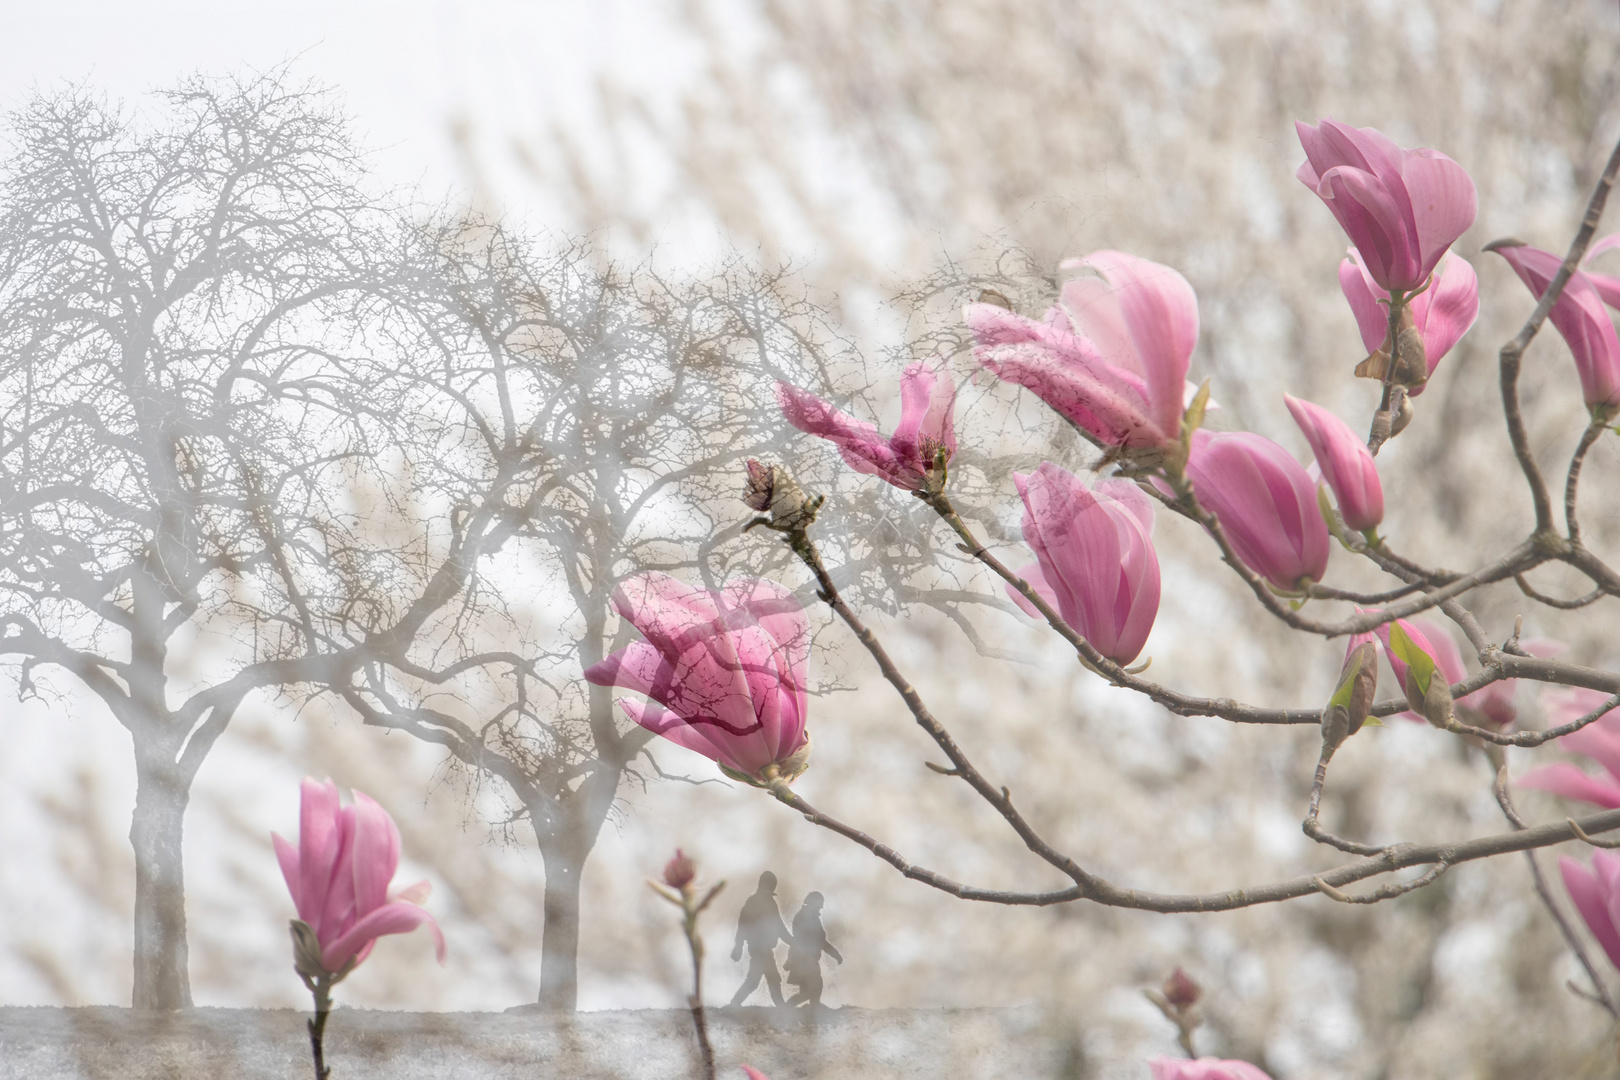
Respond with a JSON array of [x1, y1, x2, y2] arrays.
[[0, 74, 561, 1009], [332, 222, 1002, 1008]]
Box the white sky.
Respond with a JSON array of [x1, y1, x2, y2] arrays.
[[0, 1, 677, 216]]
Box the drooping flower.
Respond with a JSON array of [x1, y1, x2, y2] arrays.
[[1284, 394, 1383, 532], [1295, 119, 1477, 293], [776, 357, 956, 491], [1184, 429, 1329, 591], [1338, 249, 1480, 394], [273, 778, 447, 979], [584, 572, 811, 784], [1582, 232, 1620, 308], [1486, 240, 1620, 415], [968, 250, 1198, 450], [1149, 1058, 1274, 1080], [1005, 462, 1160, 665], [1518, 687, 1620, 808], [1559, 852, 1620, 972], [1372, 614, 1455, 728]]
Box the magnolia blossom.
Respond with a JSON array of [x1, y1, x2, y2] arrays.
[[776, 357, 957, 491], [1487, 240, 1620, 414], [969, 250, 1198, 449], [1559, 852, 1620, 972], [1284, 394, 1383, 531], [1184, 429, 1328, 591], [273, 778, 446, 978], [1517, 687, 1620, 808], [1006, 463, 1160, 664], [1149, 1058, 1274, 1080], [1296, 119, 1477, 293], [1338, 249, 1479, 394], [584, 572, 811, 783]]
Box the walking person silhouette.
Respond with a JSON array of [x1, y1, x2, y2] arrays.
[[784, 891, 842, 1007], [729, 871, 790, 1006]]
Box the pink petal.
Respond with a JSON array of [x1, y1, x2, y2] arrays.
[[1319, 165, 1421, 290], [348, 791, 402, 919], [1410, 254, 1479, 376], [1186, 431, 1327, 588], [1401, 148, 1478, 281], [1060, 251, 1198, 441], [1518, 764, 1620, 809], [1490, 243, 1620, 410], [297, 778, 344, 929], [1285, 394, 1383, 531], [1005, 561, 1060, 620], [776, 382, 907, 486], [272, 833, 305, 922], [321, 900, 447, 973], [1562, 855, 1620, 971], [1338, 251, 1389, 355]]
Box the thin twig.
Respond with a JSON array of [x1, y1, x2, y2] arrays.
[[1495, 767, 1619, 1017], [1566, 417, 1608, 542]]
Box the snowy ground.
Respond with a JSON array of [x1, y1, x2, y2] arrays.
[[0, 1005, 1058, 1080]]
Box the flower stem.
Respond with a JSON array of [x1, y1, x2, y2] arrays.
[[306, 975, 333, 1080]]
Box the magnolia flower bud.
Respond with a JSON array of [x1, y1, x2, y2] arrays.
[[662, 849, 697, 891], [1323, 637, 1378, 751], [1162, 967, 1202, 1009]]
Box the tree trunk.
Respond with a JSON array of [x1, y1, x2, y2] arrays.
[[129, 750, 192, 1010], [536, 833, 584, 1010]]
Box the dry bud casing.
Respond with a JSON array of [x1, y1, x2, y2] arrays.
[[742, 459, 821, 531]]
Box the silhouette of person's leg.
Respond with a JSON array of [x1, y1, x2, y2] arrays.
[[730, 956, 762, 1006], [786, 970, 823, 1007], [732, 950, 785, 1006], [762, 955, 785, 1006]]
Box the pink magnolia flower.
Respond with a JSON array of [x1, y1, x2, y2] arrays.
[[1338, 249, 1480, 394], [1518, 687, 1620, 808], [584, 572, 811, 783], [272, 778, 446, 977], [1149, 1058, 1274, 1080], [968, 250, 1198, 449], [1559, 852, 1620, 972], [776, 357, 957, 491], [741, 1069, 773, 1080], [1284, 394, 1383, 532], [1184, 429, 1328, 591], [1295, 119, 1477, 293], [1582, 232, 1620, 308], [1486, 241, 1620, 414], [1006, 463, 1160, 665]]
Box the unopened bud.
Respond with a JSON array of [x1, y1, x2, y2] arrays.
[[1323, 638, 1378, 750], [662, 848, 697, 891], [289, 919, 327, 981], [1162, 967, 1201, 1009], [741, 460, 822, 531]]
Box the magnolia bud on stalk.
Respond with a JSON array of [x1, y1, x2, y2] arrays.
[[1376, 617, 1455, 728], [1323, 636, 1378, 752]]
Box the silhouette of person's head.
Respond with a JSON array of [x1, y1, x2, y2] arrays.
[[803, 891, 824, 911], [757, 871, 777, 893]]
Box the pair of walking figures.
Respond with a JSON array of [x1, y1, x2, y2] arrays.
[[729, 872, 842, 1007]]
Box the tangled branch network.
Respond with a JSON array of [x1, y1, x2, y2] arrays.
[[585, 116, 1620, 1014]]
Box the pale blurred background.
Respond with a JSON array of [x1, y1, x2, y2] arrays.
[[4, 2, 1620, 1078]]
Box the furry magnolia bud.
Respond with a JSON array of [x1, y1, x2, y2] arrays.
[[662, 849, 697, 891], [741, 459, 822, 531], [1162, 967, 1202, 1009]]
